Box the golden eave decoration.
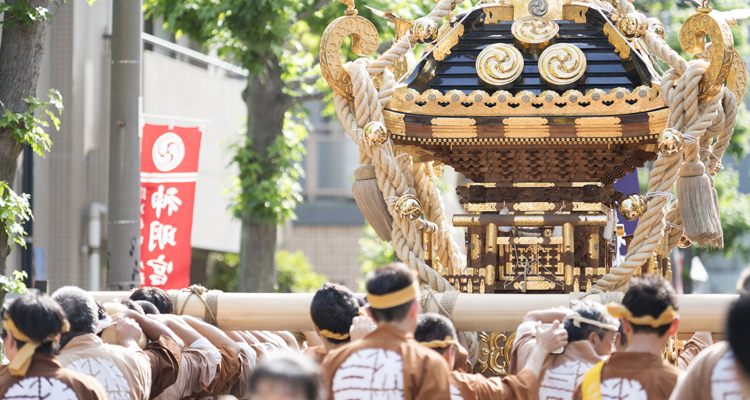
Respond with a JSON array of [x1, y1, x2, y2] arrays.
[[385, 86, 664, 117], [538, 43, 587, 88], [511, 16, 559, 52]]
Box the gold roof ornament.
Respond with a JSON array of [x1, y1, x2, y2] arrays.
[[538, 43, 587, 89], [511, 16, 559, 52], [476, 44, 525, 87]]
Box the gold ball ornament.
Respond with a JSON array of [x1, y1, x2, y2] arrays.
[[412, 18, 438, 44], [657, 128, 684, 156], [618, 12, 648, 39], [363, 121, 388, 147], [396, 194, 422, 220], [618, 193, 647, 221], [648, 18, 666, 39], [677, 235, 693, 248]]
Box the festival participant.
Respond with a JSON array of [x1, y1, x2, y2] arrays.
[[509, 302, 619, 400], [574, 275, 681, 400], [305, 283, 361, 363], [320, 262, 452, 400], [52, 286, 153, 400], [415, 313, 568, 400], [150, 314, 220, 400], [249, 352, 320, 400], [0, 294, 108, 400], [130, 287, 175, 314], [668, 297, 750, 399]]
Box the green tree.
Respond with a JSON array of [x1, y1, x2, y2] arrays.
[[0, 0, 65, 304], [146, 0, 439, 292]]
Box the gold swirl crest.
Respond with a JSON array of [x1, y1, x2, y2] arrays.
[[679, 11, 734, 101], [511, 17, 559, 52], [476, 44, 524, 87], [538, 43, 586, 88]]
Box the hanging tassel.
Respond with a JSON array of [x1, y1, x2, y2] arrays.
[[707, 174, 724, 248], [352, 165, 393, 241], [676, 161, 722, 246]]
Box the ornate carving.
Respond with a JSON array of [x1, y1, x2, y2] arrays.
[[483, 3, 515, 23], [477, 331, 516, 375], [476, 44, 525, 86], [319, 15, 379, 100], [727, 49, 747, 102], [385, 86, 664, 117], [528, 0, 549, 17], [458, 186, 619, 205], [680, 11, 734, 101], [514, 281, 557, 290], [511, 17, 559, 52], [538, 43, 587, 88], [513, 202, 556, 211], [562, 4, 588, 22], [433, 24, 465, 61], [603, 22, 631, 59]]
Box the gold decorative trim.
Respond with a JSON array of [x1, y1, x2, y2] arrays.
[[513, 202, 556, 211], [476, 44, 525, 86], [466, 203, 498, 212], [680, 12, 733, 101], [514, 281, 556, 290], [539, 43, 587, 88], [386, 86, 664, 117], [727, 49, 747, 102], [431, 118, 476, 126], [514, 182, 554, 187], [497, 237, 563, 245], [562, 4, 587, 22], [589, 233, 600, 259], [483, 4, 514, 23], [603, 22, 631, 59], [574, 117, 623, 137], [512, 17, 559, 53], [433, 24, 465, 62], [514, 215, 545, 225], [572, 202, 606, 212]]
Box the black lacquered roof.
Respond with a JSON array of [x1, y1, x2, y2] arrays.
[[404, 7, 657, 96]]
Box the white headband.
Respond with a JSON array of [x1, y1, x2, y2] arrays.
[[96, 315, 112, 334], [567, 312, 620, 332]]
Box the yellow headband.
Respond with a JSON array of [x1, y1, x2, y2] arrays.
[[3, 317, 69, 377], [420, 336, 459, 349], [313, 323, 350, 340], [607, 304, 677, 328], [367, 283, 418, 309]]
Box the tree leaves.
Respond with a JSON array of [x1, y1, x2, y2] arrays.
[[0, 88, 61, 157], [0, 182, 32, 248]]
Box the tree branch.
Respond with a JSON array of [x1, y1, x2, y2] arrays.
[[286, 75, 320, 91], [297, 0, 328, 21], [46, 0, 65, 23], [286, 91, 326, 107]]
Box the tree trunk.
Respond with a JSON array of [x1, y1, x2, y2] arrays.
[[237, 57, 289, 293], [0, 0, 56, 301]]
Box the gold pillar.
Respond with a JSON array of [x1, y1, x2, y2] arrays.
[[422, 229, 433, 269], [563, 223, 575, 289], [485, 223, 497, 286]]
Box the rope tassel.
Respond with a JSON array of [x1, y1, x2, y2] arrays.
[[352, 165, 393, 242], [676, 161, 722, 246]]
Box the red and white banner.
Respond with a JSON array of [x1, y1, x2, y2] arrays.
[[140, 124, 202, 289]]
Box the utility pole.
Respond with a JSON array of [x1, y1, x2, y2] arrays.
[[107, 0, 142, 290]]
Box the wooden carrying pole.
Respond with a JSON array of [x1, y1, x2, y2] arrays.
[[90, 292, 737, 334]]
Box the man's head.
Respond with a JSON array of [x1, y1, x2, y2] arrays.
[[309, 283, 359, 346], [564, 301, 619, 356], [728, 295, 750, 379], [130, 287, 174, 314], [611, 275, 679, 341], [365, 263, 419, 330], [2, 294, 68, 363], [51, 286, 98, 334], [414, 313, 457, 366], [737, 267, 750, 295], [135, 300, 160, 315], [248, 352, 319, 400]]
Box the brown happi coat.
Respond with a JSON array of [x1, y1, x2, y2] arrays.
[[155, 344, 218, 400], [511, 322, 605, 400], [194, 345, 241, 400], [0, 353, 108, 400], [572, 352, 681, 400], [670, 342, 749, 400], [450, 369, 538, 400], [143, 336, 182, 399], [320, 325, 452, 400]]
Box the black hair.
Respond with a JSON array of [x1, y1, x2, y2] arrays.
[[355, 295, 366, 308], [135, 300, 160, 315], [51, 286, 98, 334], [564, 301, 619, 342], [310, 283, 359, 345], [728, 295, 750, 376], [414, 313, 456, 355], [118, 299, 144, 315], [617, 322, 628, 346], [130, 287, 174, 314], [365, 263, 416, 323], [248, 352, 320, 400], [3, 294, 68, 355], [94, 300, 107, 321], [622, 274, 679, 337]]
